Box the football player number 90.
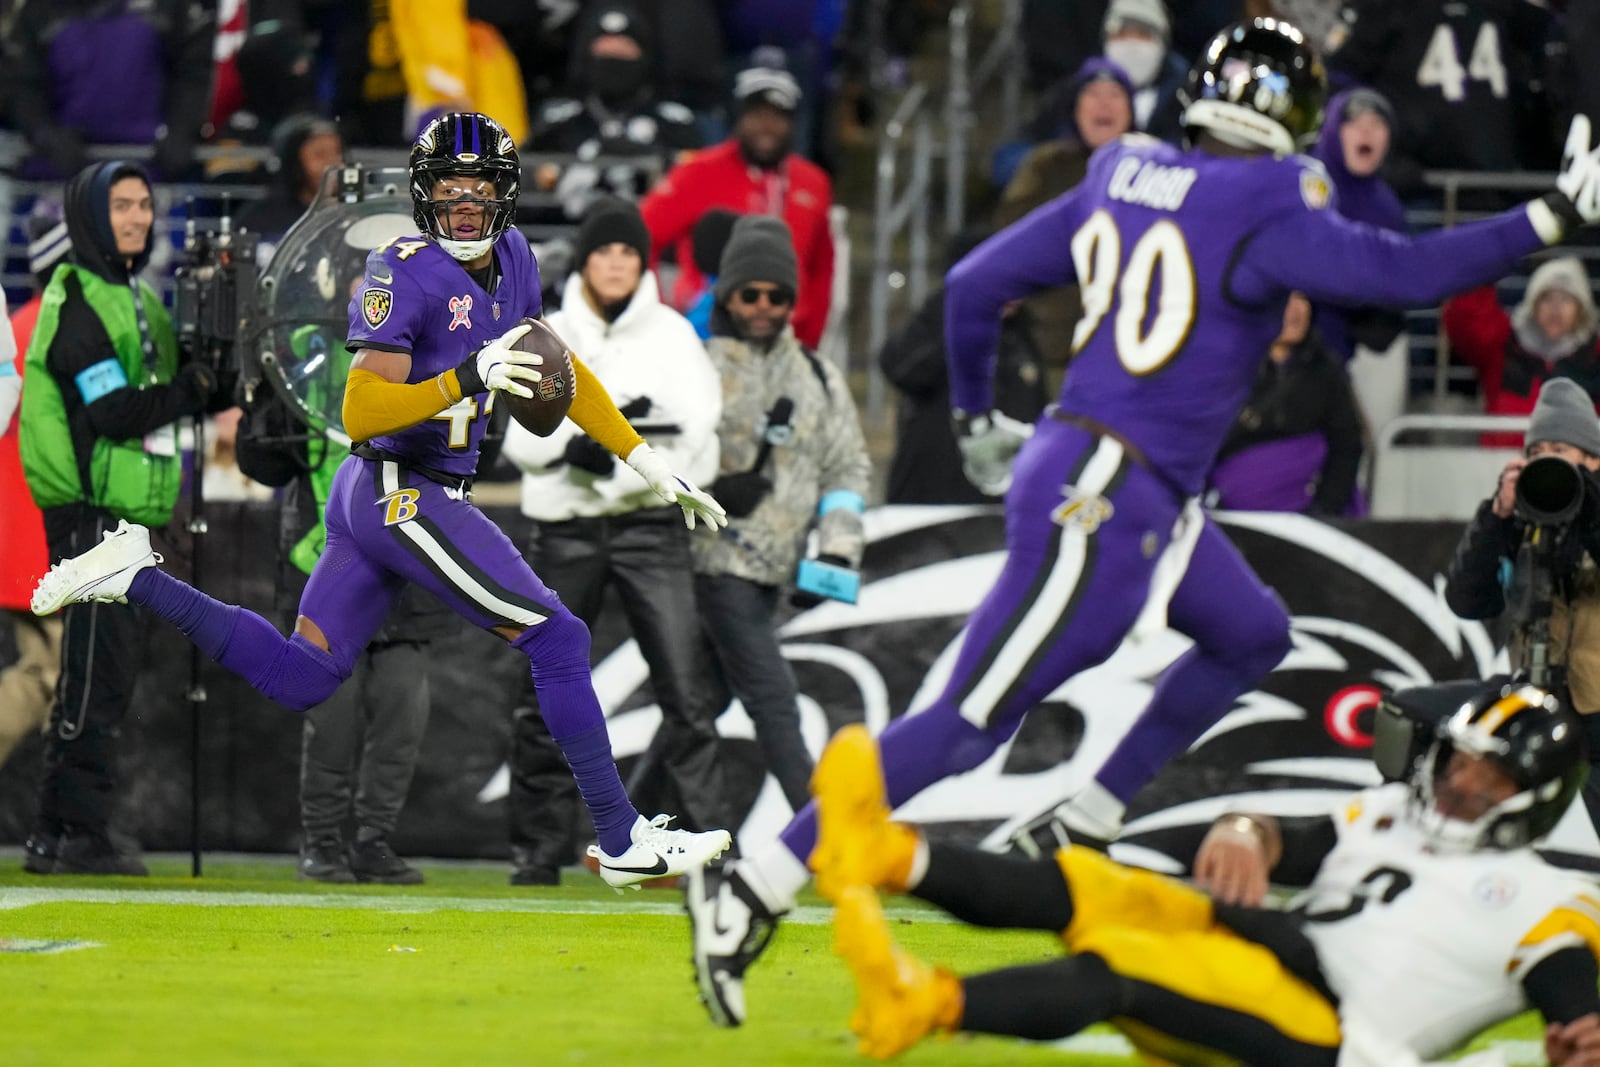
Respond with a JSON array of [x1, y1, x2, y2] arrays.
[[1070, 210, 1196, 376]]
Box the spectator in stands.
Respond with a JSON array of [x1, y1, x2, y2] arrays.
[[391, 0, 530, 142], [237, 116, 344, 265], [500, 199, 731, 884], [694, 216, 870, 814], [525, 2, 701, 223], [717, 0, 846, 163], [1308, 88, 1408, 363], [20, 162, 230, 875], [1, 0, 215, 180], [203, 19, 322, 186], [0, 213, 71, 770], [995, 60, 1134, 225], [880, 231, 1048, 505], [1443, 377, 1600, 826], [329, 3, 407, 145], [994, 59, 1134, 367], [235, 354, 446, 885], [631, 0, 729, 125], [1324, 0, 1558, 197], [1443, 256, 1600, 447], [0, 217, 70, 770], [1209, 293, 1366, 516], [686, 208, 740, 340], [1101, 0, 1186, 143], [641, 63, 835, 349]]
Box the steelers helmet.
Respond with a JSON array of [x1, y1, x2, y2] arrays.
[[1408, 683, 1587, 852], [409, 112, 521, 261], [1179, 18, 1327, 156]]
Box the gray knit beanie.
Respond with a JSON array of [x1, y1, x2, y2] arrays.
[[715, 215, 798, 303], [1528, 378, 1600, 456]]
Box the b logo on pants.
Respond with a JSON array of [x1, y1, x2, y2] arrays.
[[380, 488, 421, 526]]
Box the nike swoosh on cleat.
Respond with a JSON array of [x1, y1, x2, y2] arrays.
[[602, 856, 670, 877]]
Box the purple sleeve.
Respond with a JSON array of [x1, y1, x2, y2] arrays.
[[944, 191, 1083, 414], [1232, 204, 1545, 309], [345, 250, 425, 353]]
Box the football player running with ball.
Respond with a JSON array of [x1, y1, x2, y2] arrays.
[[32, 112, 733, 887], [685, 19, 1600, 1027]]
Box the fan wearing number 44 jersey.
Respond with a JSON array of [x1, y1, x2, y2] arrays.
[[809, 685, 1600, 1066], [684, 18, 1600, 1029], [30, 112, 734, 888]]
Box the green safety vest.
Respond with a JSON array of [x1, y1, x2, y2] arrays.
[[20, 264, 182, 526]]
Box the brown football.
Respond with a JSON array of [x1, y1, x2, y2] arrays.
[[500, 317, 577, 437]]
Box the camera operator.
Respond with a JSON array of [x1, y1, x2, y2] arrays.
[[18, 161, 230, 875], [1443, 377, 1600, 825]]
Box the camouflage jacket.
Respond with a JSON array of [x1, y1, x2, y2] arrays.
[[693, 327, 871, 587]]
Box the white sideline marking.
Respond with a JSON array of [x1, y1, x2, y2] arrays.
[[0, 886, 951, 925], [1049, 1032, 1544, 1065]]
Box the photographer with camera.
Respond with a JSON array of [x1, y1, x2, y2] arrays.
[[1442, 377, 1600, 826], [18, 162, 229, 875]]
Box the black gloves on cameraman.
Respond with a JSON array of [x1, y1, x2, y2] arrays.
[[711, 471, 773, 518]]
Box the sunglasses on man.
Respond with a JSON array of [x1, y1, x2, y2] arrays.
[[734, 285, 794, 308]]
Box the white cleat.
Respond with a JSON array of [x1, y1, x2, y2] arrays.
[[587, 814, 732, 889], [31, 520, 162, 615]]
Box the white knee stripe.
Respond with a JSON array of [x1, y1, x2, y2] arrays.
[[379, 462, 545, 628], [958, 436, 1125, 727]]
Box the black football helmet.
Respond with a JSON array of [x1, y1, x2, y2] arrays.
[[409, 112, 521, 261], [1408, 683, 1588, 852], [1179, 18, 1326, 156]]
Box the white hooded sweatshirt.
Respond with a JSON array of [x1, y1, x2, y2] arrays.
[[503, 270, 721, 520]]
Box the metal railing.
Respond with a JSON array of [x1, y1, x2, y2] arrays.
[[867, 83, 935, 421]]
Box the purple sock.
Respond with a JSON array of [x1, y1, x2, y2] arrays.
[[779, 703, 1000, 864], [1093, 645, 1260, 804], [130, 567, 281, 678], [513, 619, 638, 856]]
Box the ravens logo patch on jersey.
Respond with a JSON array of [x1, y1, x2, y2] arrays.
[[362, 288, 393, 329]]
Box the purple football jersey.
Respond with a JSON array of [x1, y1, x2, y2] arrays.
[[346, 230, 543, 476], [946, 135, 1545, 494]]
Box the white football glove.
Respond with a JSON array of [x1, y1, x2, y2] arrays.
[[954, 410, 1034, 496], [625, 443, 729, 532], [455, 322, 543, 398], [1557, 114, 1600, 223]]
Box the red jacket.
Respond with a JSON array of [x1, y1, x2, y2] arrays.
[[641, 139, 834, 348], [1443, 285, 1600, 446], [2, 295, 51, 610]]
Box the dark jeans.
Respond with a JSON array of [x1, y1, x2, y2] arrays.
[[693, 571, 814, 811], [35, 505, 145, 838], [510, 507, 732, 867], [300, 640, 431, 842]]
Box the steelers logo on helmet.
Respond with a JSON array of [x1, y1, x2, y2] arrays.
[[409, 112, 522, 262], [1179, 17, 1327, 156]]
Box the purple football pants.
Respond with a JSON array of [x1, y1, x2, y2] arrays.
[[129, 456, 640, 853], [778, 421, 1291, 863]]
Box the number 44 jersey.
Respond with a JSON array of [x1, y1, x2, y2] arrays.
[[944, 134, 1550, 497], [1293, 784, 1600, 1060]]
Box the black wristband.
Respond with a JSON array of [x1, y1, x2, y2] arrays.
[[454, 352, 486, 397], [1541, 191, 1584, 238]]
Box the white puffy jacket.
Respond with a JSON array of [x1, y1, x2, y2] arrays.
[[502, 270, 721, 520]]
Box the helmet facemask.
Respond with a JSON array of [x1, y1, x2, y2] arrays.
[[1405, 686, 1586, 852], [408, 113, 522, 262]]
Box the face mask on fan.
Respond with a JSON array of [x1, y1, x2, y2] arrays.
[[1105, 38, 1165, 89], [589, 57, 647, 103]]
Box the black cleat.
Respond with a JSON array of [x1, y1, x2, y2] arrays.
[[52, 832, 148, 876], [22, 831, 59, 874], [349, 837, 423, 885], [298, 838, 356, 884], [684, 862, 780, 1027]]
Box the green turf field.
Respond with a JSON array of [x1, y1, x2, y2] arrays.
[[0, 856, 1544, 1066]]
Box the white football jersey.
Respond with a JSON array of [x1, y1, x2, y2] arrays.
[[1293, 784, 1600, 1059]]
